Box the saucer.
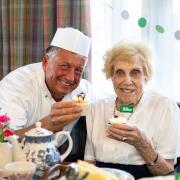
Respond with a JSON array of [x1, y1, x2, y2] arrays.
[[102, 168, 135, 180]]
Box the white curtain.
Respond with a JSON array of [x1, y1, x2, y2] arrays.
[[91, 0, 180, 101], [141, 0, 176, 99]]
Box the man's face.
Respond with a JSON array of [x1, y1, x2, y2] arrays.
[[42, 48, 86, 101], [112, 56, 147, 105]]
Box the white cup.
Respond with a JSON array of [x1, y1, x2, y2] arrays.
[[4, 161, 36, 180]]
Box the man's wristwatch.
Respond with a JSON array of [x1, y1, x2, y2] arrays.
[[146, 153, 159, 166]]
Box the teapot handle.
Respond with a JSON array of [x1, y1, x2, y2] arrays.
[[54, 131, 73, 162]]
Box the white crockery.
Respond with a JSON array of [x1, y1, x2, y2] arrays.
[[4, 161, 36, 180]]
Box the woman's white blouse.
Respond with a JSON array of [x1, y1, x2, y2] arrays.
[[85, 90, 180, 165]]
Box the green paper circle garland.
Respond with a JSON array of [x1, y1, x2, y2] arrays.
[[155, 25, 165, 33], [138, 18, 147, 28], [121, 10, 180, 41]]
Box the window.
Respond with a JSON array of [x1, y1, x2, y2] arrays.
[[91, 0, 180, 101]]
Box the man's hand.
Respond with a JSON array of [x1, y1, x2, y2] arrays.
[[15, 101, 82, 139], [42, 100, 82, 132]]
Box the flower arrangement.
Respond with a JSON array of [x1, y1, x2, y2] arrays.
[[0, 115, 14, 142]]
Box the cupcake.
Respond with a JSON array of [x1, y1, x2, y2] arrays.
[[72, 92, 89, 116], [109, 116, 127, 124]]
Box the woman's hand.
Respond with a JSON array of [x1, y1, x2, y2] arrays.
[[107, 123, 174, 176], [107, 123, 150, 148]]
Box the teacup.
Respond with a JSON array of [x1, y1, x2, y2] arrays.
[[4, 161, 36, 180]]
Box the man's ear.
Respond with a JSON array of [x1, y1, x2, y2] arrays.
[[42, 55, 49, 71]]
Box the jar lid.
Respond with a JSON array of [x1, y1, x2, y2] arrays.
[[25, 122, 53, 137]]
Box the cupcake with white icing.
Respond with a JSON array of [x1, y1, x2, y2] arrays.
[[72, 92, 89, 116], [109, 115, 127, 124]]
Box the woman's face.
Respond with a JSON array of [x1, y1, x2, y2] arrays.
[[112, 56, 147, 105]]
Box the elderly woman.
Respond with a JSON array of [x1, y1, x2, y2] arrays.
[[85, 42, 180, 179]]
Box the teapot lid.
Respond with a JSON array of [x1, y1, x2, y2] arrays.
[[25, 122, 53, 137]]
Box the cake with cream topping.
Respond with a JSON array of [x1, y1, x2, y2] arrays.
[[109, 116, 127, 124], [72, 92, 89, 116]]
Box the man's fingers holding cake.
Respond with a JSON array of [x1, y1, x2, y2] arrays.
[[52, 102, 82, 115], [50, 102, 82, 129], [54, 100, 79, 108], [53, 106, 82, 115], [51, 112, 82, 127]]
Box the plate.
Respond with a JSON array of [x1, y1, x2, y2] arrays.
[[102, 168, 135, 180], [139, 175, 174, 180]]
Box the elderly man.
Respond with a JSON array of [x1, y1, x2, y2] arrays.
[[0, 27, 91, 144]]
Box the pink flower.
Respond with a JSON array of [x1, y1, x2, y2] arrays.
[[0, 115, 14, 142], [0, 123, 4, 129], [3, 129, 15, 137], [0, 115, 10, 123]]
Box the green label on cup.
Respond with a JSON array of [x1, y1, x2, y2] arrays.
[[120, 104, 134, 113]]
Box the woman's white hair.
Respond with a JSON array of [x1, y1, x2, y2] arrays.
[[103, 41, 153, 81]]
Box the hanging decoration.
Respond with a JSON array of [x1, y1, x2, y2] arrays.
[[155, 25, 165, 33], [121, 9, 180, 41], [121, 10, 129, 20], [138, 17, 147, 28]]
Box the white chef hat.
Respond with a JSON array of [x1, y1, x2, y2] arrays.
[[50, 27, 91, 57]]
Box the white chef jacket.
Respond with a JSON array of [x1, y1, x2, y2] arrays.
[[0, 63, 92, 144], [85, 90, 180, 165]]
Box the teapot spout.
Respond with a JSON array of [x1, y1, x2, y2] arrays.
[[7, 135, 26, 162]]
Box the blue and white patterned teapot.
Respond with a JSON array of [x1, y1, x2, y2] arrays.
[[8, 122, 73, 176]]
